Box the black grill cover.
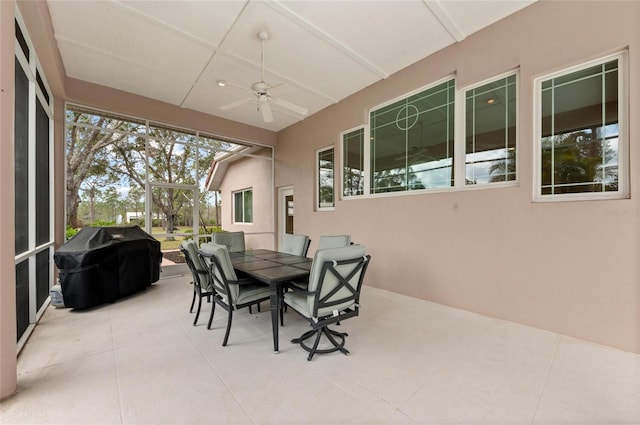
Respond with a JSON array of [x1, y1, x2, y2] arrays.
[[54, 225, 162, 309]]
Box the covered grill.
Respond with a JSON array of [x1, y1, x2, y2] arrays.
[[54, 225, 162, 309]]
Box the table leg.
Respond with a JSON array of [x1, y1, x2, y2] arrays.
[[270, 283, 279, 353]]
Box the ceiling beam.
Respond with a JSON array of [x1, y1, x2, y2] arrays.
[[266, 1, 389, 80], [423, 0, 466, 42]]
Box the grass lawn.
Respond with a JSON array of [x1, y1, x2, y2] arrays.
[[150, 227, 190, 251]]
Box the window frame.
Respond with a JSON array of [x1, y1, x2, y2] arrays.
[[533, 51, 628, 202], [316, 145, 335, 211], [232, 188, 253, 224], [369, 76, 456, 195], [341, 126, 366, 199], [461, 70, 519, 188]]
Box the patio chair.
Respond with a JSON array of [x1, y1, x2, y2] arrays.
[[212, 231, 245, 252], [287, 235, 351, 292], [198, 243, 271, 346], [180, 240, 213, 326], [278, 233, 311, 321], [283, 245, 371, 361], [280, 233, 311, 257], [317, 234, 351, 250]]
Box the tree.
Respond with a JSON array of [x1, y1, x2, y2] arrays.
[[540, 128, 618, 193], [65, 110, 130, 228], [488, 149, 516, 183], [66, 109, 219, 234], [105, 127, 217, 237]]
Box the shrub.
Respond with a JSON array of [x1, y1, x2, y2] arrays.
[[90, 220, 116, 227], [66, 226, 79, 240]]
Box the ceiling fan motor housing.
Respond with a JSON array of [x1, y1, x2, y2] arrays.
[[251, 81, 269, 94]]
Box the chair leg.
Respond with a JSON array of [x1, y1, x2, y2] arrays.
[[293, 326, 349, 361], [249, 306, 253, 314], [193, 296, 203, 326], [222, 309, 233, 346], [189, 290, 196, 313], [307, 330, 323, 361], [291, 329, 316, 344], [207, 302, 217, 330], [324, 328, 349, 356]]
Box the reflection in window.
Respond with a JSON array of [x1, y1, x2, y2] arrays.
[[370, 79, 455, 193], [317, 147, 334, 209], [465, 74, 517, 185], [539, 56, 622, 196], [234, 189, 253, 223], [342, 127, 364, 197]]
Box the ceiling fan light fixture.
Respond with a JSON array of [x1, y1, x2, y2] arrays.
[[217, 29, 308, 123]]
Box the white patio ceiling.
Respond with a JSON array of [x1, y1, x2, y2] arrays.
[[46, 0, 536, 132]]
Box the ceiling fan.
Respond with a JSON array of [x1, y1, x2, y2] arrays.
[[218, 30, 308, 123]]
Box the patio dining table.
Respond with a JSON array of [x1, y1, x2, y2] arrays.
[[230, 249, 312, 353]]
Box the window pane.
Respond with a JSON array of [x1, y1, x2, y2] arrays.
[[540, 60, 619, 195], [465, 75, 517, 185], [343, 128, 364, 196], [318, 148, 334, 208], [243, 190, 253, 223], [234, 192, 243, 222], [15, 59, 29, 255], [16, 260, 29, 341], [36, 249, 50, 311], [370, 79, 455, 193], [36, 99, 50, 245]]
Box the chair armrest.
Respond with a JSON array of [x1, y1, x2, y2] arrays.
[[230, 277, 263, 286], [287, 284, 316, 296]]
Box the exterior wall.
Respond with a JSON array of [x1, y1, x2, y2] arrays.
[[219, 149, 275, 250], [0, 0, 17, 401], [275, 1, 640, 353]]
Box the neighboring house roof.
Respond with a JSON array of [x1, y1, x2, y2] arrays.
[[205, 144, 264, 191]]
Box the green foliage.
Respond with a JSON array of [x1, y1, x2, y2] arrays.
[[204, 226, 224, 234], [66, 226, 79, 240], [90, 220, 116, 226]]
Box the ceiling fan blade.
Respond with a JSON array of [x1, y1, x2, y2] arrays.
[[267, 83, 287, 96], [220, 98, 253, 110], [261, 101, 274, 123], [271, 97, 308, 116]]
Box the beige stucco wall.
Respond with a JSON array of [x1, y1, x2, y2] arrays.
[[0, 0, 17, 400], [275, 1, 640, 353], [218, 149, 275, 250]]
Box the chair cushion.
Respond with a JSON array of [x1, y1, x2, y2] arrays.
[[236, 283, 270, 305], [283, 291, 312, 318], [213, 231, 245, 252], [317, 235, 351, 250], [280, 234, 309, 256], [181, 240, 212, 290], [199, 242, 239, 301], [305, 245, 366, 318]]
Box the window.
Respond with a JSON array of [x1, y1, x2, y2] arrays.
[[370, 79, 455, 193], [233, 189, 253, 223], [317, 147, 334, 209], [464, 73, 517, 185], [342, 127, 365, 197], [536, 52, 627, 200]]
